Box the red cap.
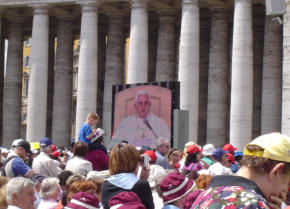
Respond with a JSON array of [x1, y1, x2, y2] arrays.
[[222, 144, 237, 153], [187, 145, 202, 155], [51, 144, 57, 152], [226, 153, 236, 164], [144, 150, 157, 162], [51, 151, 60, 158]]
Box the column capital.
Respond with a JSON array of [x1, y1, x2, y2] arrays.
[[129, 0, 149, 8], [182, 0, 199, 5], [78, 0, 102, 11], [29, 4, 49, 15]]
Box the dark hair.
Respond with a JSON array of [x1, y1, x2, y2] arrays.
[[58, 171, 73, 187], [73, 142, 89, 157], [185, 152, 200, 166]]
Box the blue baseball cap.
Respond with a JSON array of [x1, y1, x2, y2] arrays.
[[40, 138, 52, 147], [212, 148, 229, 160], [234, 151, 243, 157]]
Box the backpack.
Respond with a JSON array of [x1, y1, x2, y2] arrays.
[[0, 155, 17, 176]]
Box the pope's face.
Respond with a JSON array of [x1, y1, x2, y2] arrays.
[[134, 94, 151, 119]]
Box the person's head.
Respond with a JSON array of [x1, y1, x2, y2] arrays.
[[87, 177, 104, 202], [0, 183, 8, 209], [195, 174, 213, 190], [226, 153, 236, 168], [168, 149, 181, 164], [66, 174, 86, 189], [109, 192, 146, 209], [39, 138, 53, 154], [12, 139, 33, 159], [109, 143, 140, 175], [86, 112, 100, 126], [238, 133, 290, 202], [30, 174, 46, 193], [144, 150, 157, 164], [6, 177, 36, 209], [65, 192, 100, 209], [39, 177, 60, 201], [160, 172, 195, 208], [212, 148, 229, 165], [202, 144, 216, 157], [134, 91, 151, 119], [185, 145, 203, 166], [58, 170, 73, 191], [73, 141, 89, 157], [222, 143, 237, 155], [156, 137, 170, 155], [66, 180, 97, 203]]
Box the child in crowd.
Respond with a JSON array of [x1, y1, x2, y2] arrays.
[[78, 112, 100, 145]]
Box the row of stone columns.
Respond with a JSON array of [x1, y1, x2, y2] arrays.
[[0, 0, 284, 149]]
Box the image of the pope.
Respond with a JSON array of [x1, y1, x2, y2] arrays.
[[112, 90, 171, 148]]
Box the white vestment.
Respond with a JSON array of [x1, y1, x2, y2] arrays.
[[112, 113, 170, 148]]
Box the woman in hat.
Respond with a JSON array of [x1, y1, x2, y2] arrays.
[[182, 145, 205, 179]]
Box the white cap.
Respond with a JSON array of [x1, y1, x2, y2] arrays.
[[86, 170, 110, 180], [202, 144, 216, 156], [1, 148, 8, 153], [12, 139, 24, 147]]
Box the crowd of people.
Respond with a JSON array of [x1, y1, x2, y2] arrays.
[[0, 112, 290, 209]]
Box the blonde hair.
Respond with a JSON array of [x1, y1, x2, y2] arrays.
[[86, 112, 100, 121], [109, 144, 139, 175]]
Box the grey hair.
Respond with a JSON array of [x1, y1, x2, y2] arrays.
[[40, 145, 51, 153], [135, 90, 151, 104], [39, 177, 60, 199], [156, 137, 170, 147], [6, 177, 34, 203]]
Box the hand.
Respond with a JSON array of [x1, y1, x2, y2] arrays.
[[269, 192, 286, 209], [139, 164, 150, 181]]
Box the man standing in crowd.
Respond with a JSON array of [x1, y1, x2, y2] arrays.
[[223, 143, 239, 173], [113, 91, 170, 148], [6, 177, 36, 209], [192, 133, 290, 208], [3, 139, 34, 178], [32, 138, 59, 177], [155, 137, 171, 169]]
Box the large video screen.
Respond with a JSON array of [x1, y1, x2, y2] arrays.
[[111, 81, 180, 149]]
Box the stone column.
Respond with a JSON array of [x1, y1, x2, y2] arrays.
[[103, 14, 124, 145], [75, 2, 99, 138], [230, 0, 253, 150], [2, 22, 23, 145], [282, 0, 290, 135], [52, 17, 73, 147], [155, 11, 176, 81], [261, 17, 282, 134], [26, 5, 49, 142], [206, 8, 229, 147], [127, 0, 148, 83], [0, 12, 3, 145], [178, 0, 200, 141]]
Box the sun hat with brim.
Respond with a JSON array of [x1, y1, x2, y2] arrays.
[[65, 192, 99, 209], [202, 144, 216, 156], [160, 172, 195, 204], [244, 133, 290, 163], [109, 191, 146, 209]]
